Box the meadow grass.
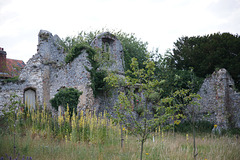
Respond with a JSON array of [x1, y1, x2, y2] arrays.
[[1, 103, 239, 160], [0, 130, 239, 160]]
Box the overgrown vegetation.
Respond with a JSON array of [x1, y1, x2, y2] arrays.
[[50, 87, 82, 114], [175, 120, 214, 133], [104, 58, 201, 160], [1, 30, 240, 159], [1, 94, 239, 160], [60, 29, 205, 98], [64, 43, 110, 97], [3, 76, 20, 83], [64, 44, 93, 64], [60, 29, 149, 72], [171, 32, 240, 91], [151, 51, 204, 97], [1, 131, 240, 160]]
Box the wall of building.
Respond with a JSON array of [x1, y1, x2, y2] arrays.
[[2, 30, 238, 130], [0, 48, 7, 75], [90, 32, 125, 74], [195, 68, 240, 129], [0, 30, 124, 115]]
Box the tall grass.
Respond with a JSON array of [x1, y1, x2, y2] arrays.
[[3, 103, 121, 144], [0, 104, 239, 159], [1, 130, 239, 160]]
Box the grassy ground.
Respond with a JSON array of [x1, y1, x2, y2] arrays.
[[1, 131, 239, 160], [1, 104, 239, 160]]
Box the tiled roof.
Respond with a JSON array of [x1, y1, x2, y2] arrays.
[[6, 58, 25, 77], [0, 59, 25, 78]]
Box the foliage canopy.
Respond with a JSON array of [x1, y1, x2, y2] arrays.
[[60, 29, 149, 72], [104, 58, 200, 160], [171, 32, 240, 90], [61, 29, 149, 96]]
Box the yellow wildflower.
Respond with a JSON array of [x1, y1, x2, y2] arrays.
[[146, 153, 149, 155], [79, 110, 84, 128], [58, 107, 63, 126], [123, 127, 125, 131], [70, 133, 72, 142], [65, 104, 70, 123], [71, 111, 76, 130], [214, 124, 217, 128], [65, 134, 68, 143], [174, 120, 181, 125]]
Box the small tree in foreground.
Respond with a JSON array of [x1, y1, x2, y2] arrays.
[[2, 93, 24, 158], [105, 58, 198, 160]]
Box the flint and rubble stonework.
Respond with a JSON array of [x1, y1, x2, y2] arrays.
[[90, 32, 125, 74], [0, 30, 124, 115], [0, 31, 239, 130], [196, 68, 240, 129]]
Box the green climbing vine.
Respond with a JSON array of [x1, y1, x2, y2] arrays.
[[65, 44, 110, 97], [65, 44, 94, 64]]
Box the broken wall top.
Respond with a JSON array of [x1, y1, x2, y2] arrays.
[[91, 32, 125, 73]]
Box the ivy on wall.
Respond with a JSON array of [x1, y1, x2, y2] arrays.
[[65, 44, 95, 64], [65, 44, 109, 97]]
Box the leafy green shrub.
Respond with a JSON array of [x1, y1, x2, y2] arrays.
[[60, 29, 149, 72], [65, 44, 94, 64], [228, 128, 240, 135], [221, 128, 240, 136], [91, 70, 109, 96], [65, 44, 109, 97], [175, 120, 214, 133], [134, 105, 144, 115], [50, 88, 82, 114]]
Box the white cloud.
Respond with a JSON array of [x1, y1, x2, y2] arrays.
[[0, 0, 239, 62]]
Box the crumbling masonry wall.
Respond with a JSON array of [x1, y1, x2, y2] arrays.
[[196, 68, 240, 129], [0, 30, 124, 114]]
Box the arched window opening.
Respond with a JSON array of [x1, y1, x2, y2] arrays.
[[102, 38, 114, 53]]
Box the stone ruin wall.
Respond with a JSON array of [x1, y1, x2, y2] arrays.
[[0, 30, 93, 113], [196, 68, 240, 129], [90, 32, 125, 73], [0, 30, 125, 115], [0, 30, 239, 130], [0, 81, 24, 115]]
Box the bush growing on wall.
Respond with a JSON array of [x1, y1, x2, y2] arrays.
[[65, 43, 110, 97], [50, 88, 82, 114], [60, 29, 149, 72]]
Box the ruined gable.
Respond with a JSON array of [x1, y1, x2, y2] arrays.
[[91, 32, 125, 73], [0, 30, 125, 114], [19, 30, 94, 109], [196, 68, 240, 129]]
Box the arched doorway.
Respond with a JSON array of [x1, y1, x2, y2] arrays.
[[24, 88, 36, 109]]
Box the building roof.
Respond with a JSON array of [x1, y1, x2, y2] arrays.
[[0, 58, 25, 78], [6, 58, 25, 77]]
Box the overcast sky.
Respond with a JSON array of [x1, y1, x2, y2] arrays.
[[0, 0, 240, 63]]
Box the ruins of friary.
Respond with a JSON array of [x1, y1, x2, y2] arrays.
[[0, 30, 239, 130]]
